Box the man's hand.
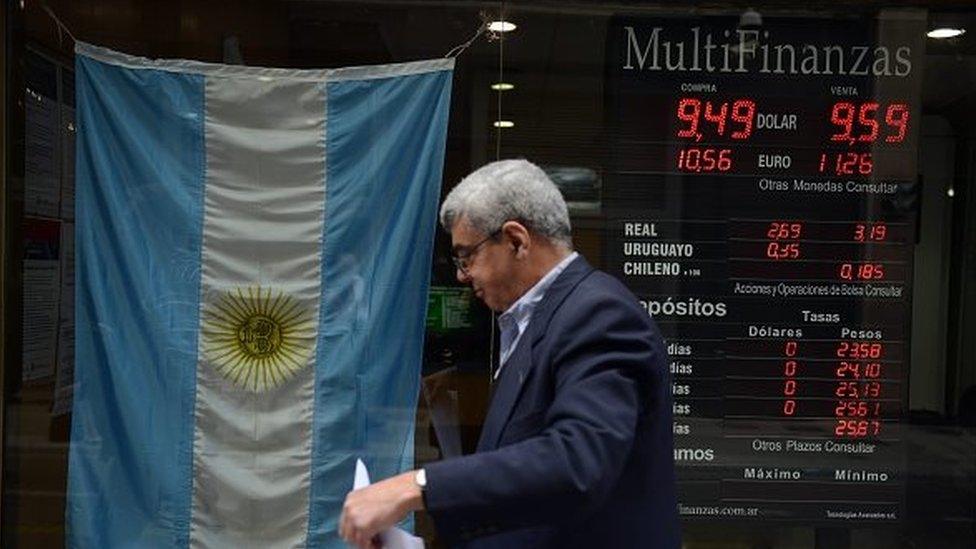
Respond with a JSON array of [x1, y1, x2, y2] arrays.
[[339, 470, 425, 548]]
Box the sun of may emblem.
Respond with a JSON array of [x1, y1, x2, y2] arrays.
[[202, 286, 315, 392]]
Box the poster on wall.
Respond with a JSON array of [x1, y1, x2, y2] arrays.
[[22, 217, 61, 381], [604, 12, 925, 523], [24, 51, 62, 219], [52, 222, 76, 416]]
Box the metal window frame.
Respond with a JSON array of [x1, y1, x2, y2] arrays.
[[0, 0, 9, 529], [0, 2, 10, 524]]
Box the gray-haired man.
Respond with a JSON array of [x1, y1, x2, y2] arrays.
[[340, 159, 679, 548]]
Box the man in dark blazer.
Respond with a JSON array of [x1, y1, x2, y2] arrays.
[[340, 159, 680, 548]]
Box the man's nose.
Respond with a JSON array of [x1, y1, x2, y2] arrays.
[[456, 267, 471, 284]]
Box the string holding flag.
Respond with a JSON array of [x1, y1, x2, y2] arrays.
[[40, 2, 491, 62], [444, 15, 492, 58], [39, 1, 77, 45]]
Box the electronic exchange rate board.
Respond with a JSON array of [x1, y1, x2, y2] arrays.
[[604, 13, 924, 523]]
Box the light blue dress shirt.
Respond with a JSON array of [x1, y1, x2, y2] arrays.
[[495, 251, 579, 379]]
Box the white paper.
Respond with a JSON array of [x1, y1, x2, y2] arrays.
[[352, 459, 425, 549], [24, 87, 61, 218], [22, 218, 61, 381], [379, 528, 425, 549], [22, 258, 60, 380], [354, 458, 372, 489]]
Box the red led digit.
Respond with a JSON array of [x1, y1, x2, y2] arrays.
[[703, 101, 728, 136], [677, 98, 701, 140], [855, 223, 887, 242], [838, 342, 883, 359], [837, 361, 863, 379], [829, 101, 909, 146], [730, 99, 755, 139], [835, 401, 871, 418], [783, 400, 796, 416], [784, 379, 797, 396], [784, 341, 798, 357], [885, 104, 909, 143], [702, 149, 717, 170], [859, 402, 869, 416], [836, 419, 883, 438], [830, 102, 856, 145], [766, 242, 800, 260], [839, 263, 885, 281], [837, 152, 859, 175], [784, 360, 797, 376], [820, 152, 873, 176], [858, 153, 873, 175], [766, 222, 802, 240], [857, 102, 880, 142], [869, 343, 883, 359], [836, 342, 849, 357], [677, 148, 733, 173], [717, 149, 732, 171]]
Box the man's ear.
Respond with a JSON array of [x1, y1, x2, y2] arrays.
[[501, 220, 531, 257]]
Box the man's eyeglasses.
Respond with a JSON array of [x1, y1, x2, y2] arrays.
[[451, 228, 502, 274]]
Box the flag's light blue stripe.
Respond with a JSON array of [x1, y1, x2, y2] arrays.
[[307, 69, 453, 547], [67, 55, 204, 548]]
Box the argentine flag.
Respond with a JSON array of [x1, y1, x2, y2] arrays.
[[67, 43, 453, 548]]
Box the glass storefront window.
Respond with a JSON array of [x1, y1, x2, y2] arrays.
[[3, 2, 974, 547]]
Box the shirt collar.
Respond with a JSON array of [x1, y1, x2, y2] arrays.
[[498, 251, 579, 329]]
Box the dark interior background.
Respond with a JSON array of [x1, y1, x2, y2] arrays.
[[2, 1, 975, 547]]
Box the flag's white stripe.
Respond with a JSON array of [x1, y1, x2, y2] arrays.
[[76, 41, 454, 82], [190, 76, 325, 548]]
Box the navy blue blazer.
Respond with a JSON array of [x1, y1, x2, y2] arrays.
[[425, 256, 680, 548]]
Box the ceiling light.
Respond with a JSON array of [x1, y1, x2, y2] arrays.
[[491, 82, 515, 91], [488, 21, 517, 33], [493, 120, 515, 128], [927, 28, 966, 39], [947, 188, 955, 198], [738, 8, 762, 29]]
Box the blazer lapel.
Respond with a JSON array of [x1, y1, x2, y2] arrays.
[[477, 338, 533, 451], [477, 256, 594, 450]]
